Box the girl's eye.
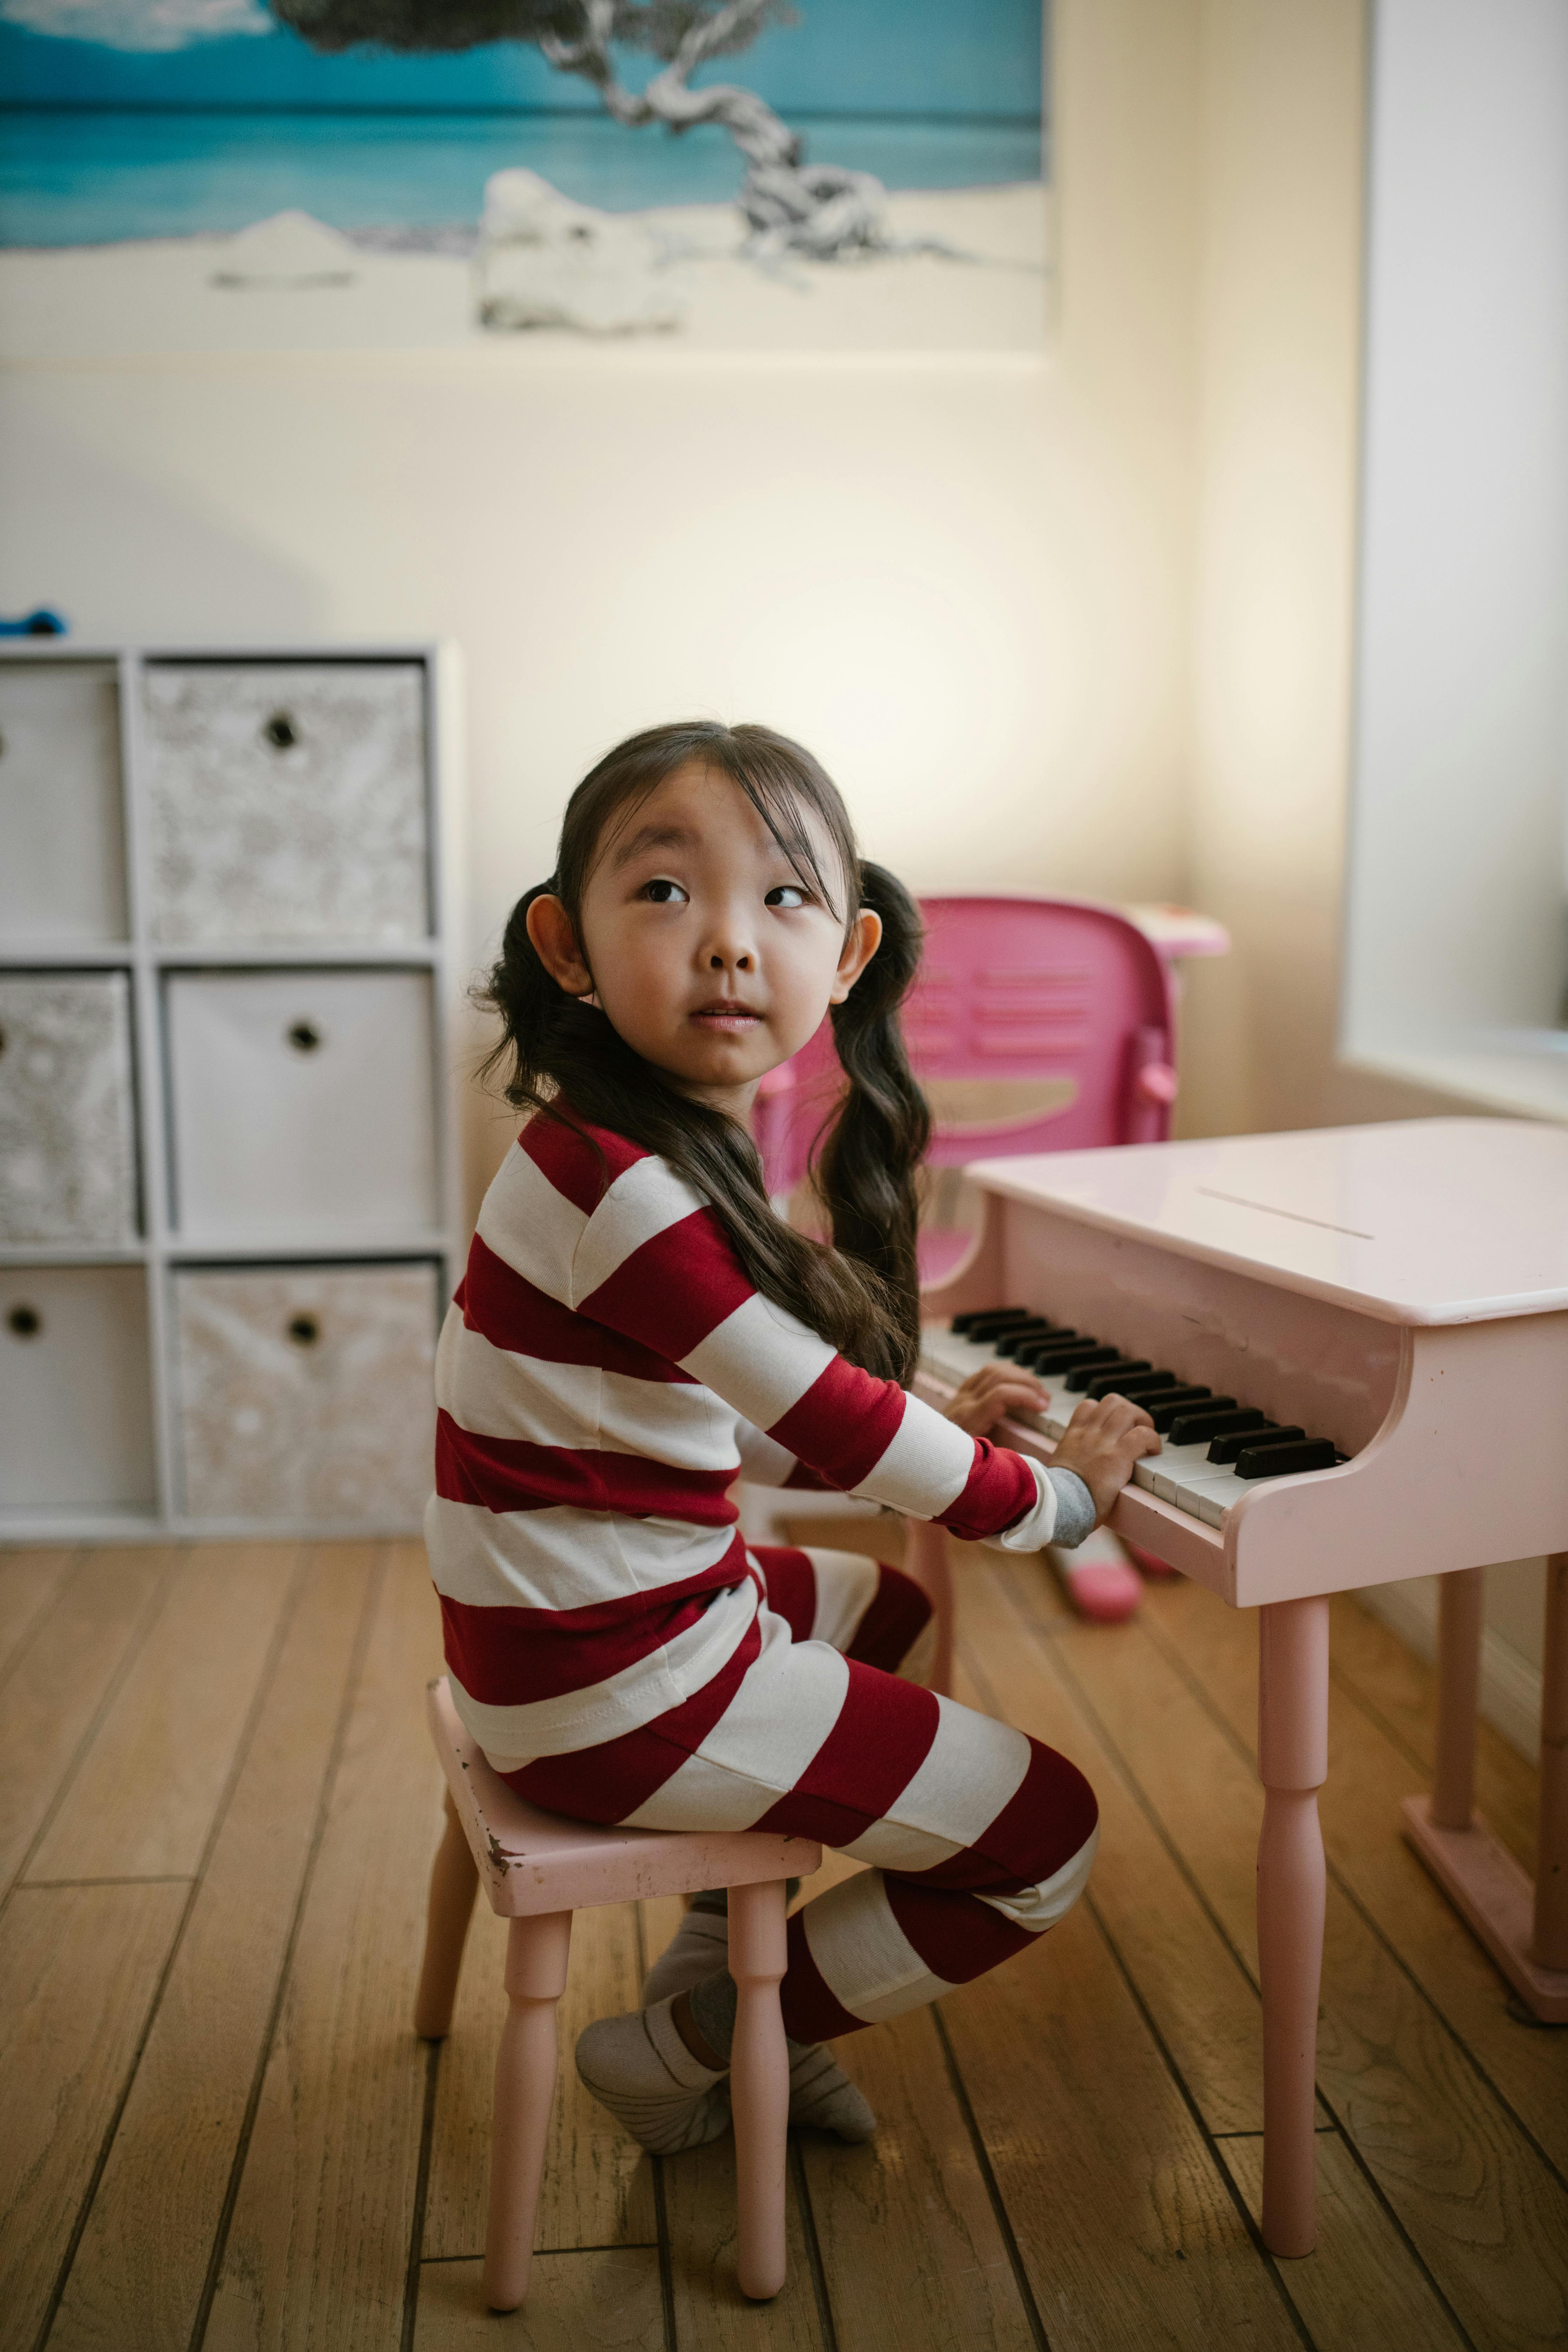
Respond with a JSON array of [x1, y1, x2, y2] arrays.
[[641, 878, 688, 905], [765, 884, 808, 909]]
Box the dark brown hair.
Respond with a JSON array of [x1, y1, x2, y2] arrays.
[[480, 720, 931, 1382]]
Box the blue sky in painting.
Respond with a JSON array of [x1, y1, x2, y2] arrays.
[[0, 2, 1045, 117], [0, 2, 1047, 245]]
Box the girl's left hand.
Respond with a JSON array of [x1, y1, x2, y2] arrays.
[[943, 1361, 1047, 1437]]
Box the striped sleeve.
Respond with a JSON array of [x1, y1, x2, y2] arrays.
[[544, 1120, 1038, 1542]]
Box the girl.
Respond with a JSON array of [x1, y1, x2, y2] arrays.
[[430, 720, 1158, 2153]]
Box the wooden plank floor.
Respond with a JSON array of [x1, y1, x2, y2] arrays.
[[2, 1529, 1564, 2352]]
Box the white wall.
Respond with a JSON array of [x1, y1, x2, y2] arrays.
[[1343, 0, 1568, 1060]]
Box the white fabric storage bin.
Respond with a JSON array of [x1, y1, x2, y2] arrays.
[[171, 1261, 438, 1524], [0, 662, 127, 943], [141, 662, 429, 946], [0, 972, 138, 1245], [165, 968, 438, 1238], [0, 1265, 155, 1512]]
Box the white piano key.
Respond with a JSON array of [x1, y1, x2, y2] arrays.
[[1148, 1442, 1218, 1502], [1173, 1469, 1250, 1527], [918, 1325, 1002, 1386], [1042, 1393, 1075, 1439]]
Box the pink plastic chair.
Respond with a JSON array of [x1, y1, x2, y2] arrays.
[[750, 896, 1179, 1654], [754, 894, 1176, 1240]]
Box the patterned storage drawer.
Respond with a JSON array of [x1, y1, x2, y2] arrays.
[[0, 1265, 155, 1512], [171, 1262, 439, 1524], [164, 968, 438, 1238], [0, 972, 138, 1245], [141, 662, 429, 946], [0, 662, 127, 943]]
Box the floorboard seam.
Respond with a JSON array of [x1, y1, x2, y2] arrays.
[[21, 1874, 196, 1889], [929, 2004, 1052, 2352], [963, 1597, 1270, 2021], [1308, 2082, 1480, 2352], [789, 2131, 840, 2352], [185, 1542, 388, 2352], [650, 2157, 678, 2352], [0, 1545, 87, 1706], [1082, 1894, 1317, 2352], [0, 1547, 181, 1926], [1136, 1599, 1568, 2202], [401, 2039, 442, 2352], [30, 1543, 315, 2352]]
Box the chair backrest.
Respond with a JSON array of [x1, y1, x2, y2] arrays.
[[753, 895, 1177, 1202]]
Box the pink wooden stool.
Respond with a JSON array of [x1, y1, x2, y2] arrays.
[[413, 1677, 822, 2310]]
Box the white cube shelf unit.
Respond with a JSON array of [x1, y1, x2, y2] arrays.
[[0, 642, 466, 1541]]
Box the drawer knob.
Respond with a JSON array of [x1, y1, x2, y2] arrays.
[[286, 1018, 324, 1055], [7, 1303, 41, 1339], [262, 710, 298, 751], [287, 1313, 321, 1347]]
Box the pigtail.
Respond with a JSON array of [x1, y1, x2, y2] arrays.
[[818, 863, 931, 1382]]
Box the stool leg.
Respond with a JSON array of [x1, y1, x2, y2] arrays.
[[485, 1910, 573, 2314], [903, 1517, 955, 1697], [728, 1879, 790, 2302], [413, 1789, 480, 2040]]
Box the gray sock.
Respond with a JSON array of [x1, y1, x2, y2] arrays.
[[688, 1965, 739, 2063], [688, 1878, 800, 1920], [683, 1965, 876, 2145]]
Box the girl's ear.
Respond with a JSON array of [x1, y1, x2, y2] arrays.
[[526, 893, 594, 996], [829, 907, 883, 1004]]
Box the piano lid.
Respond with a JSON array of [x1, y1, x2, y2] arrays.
[[964, 1118, 1568, 1326]]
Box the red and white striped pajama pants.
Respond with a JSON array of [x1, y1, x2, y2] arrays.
[[503, 1545, 1099, 2044]]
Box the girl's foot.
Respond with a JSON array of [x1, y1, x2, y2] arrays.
[[574, 1995, 732, 2154], [642, 1928, 878, 2145]]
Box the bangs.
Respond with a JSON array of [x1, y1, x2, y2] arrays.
[[567, 721, 858, 930]]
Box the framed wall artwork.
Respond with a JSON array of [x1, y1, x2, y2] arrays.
[[0, 0, 1050, 358]]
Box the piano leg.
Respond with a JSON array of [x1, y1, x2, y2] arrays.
[[1432, 1566, 1485, 1829], [1256, 1593, 1329, 2259], [903, 1519, 955, 1699], [1399, 1551, 1568, 2018]]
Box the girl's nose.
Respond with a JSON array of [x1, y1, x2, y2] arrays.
[[710, 948, 753, 970]]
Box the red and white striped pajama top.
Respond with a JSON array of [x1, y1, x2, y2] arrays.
[[426, 1109, 1099, 2040]]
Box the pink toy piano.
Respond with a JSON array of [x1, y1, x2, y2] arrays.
[[916, 1116, 1568, 2258]]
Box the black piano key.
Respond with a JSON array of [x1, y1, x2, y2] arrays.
[[1022, 1341, 1118, 1374], [995, 1320, 1059, 1357], [1065, 1356, 1150, 1393], [1150, 1392, 1233, 1434], [1084, 1367, 1178, 1399], [1124, 1385, 1211, 1423], [1016, 1334, 1096, 1366], [1234, 1437, 1341, 1481], [955, 1307, 1033, 1338], [1208, 1424, 1301, 1464], [1168, 1405, 1267, 1446]]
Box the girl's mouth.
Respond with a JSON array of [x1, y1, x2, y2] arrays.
[[690, 1003, 763, 1031]]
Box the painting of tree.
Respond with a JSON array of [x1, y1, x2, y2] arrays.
[[274, 0, 893, 259]]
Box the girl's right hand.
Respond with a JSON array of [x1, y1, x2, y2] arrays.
[[1050, 1394, 1161, 1524]]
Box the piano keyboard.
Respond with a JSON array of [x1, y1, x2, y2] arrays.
[[919, 1307, 1346, 1531]]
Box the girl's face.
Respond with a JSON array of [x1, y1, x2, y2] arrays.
[[526, 759, 882, 1117]]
